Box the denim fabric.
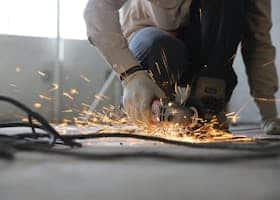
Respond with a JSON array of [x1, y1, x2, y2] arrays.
[[129, 0, 246, 102], [129, 27, 191, 98]]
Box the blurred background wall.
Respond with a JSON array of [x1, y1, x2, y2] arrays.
[[0, 0, 279, 124], [0, 0, 121, 123]]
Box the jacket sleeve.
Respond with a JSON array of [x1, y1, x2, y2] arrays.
[[83, 0, 139, 74], [241, 0, 279, 120]]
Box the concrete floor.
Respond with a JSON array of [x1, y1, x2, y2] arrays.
[[1, 126, 280, 200]]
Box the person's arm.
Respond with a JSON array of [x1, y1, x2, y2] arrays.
[[241, 0, 278, 121], [83, 0, 189, 75], [83, 0, 165, 123], [83, 0, 139, 75]]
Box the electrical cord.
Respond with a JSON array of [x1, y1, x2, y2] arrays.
[[1, 132, 279, 163], [0, 95, 81, 147], [1, 95, 280, 162], [13, 142, 280, 163], [2, 130, 280, 152], [60, 132, 280, 152]]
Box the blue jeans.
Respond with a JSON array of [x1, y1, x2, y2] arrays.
[[129, 0, 245, 102]]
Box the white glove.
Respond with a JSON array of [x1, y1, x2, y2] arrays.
[[122, 71, 165, 123]]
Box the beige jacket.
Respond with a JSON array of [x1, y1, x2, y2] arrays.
[[84, 0, 278, 118]]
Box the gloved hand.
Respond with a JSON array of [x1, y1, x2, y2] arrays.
[[122, 70, 165, 123], [261, 118, 280, 135]]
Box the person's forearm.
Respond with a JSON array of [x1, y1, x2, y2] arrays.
[[83, 0, 139, 75]]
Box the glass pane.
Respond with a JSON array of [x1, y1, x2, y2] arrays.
[[0, 0, 57, 38]]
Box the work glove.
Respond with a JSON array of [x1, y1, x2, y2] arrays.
[[122, 70, 165, 124], [261, 118, 280, 135]]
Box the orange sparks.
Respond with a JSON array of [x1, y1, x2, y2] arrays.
[[262, 60, 274, 67], [21, 118, 29, 123], [80, 74, 91, 83], [255, 97, 280, 103], [62, 109, 73, 113], [70, 88, 79, 95], [226, 112, 240, 124], [235, 98, 252, 115], [81, 103, 90, 108], [37, 71, 46, 77], [80, 106, 252, 143], [49, 83, 59, 92], [63, 92, 74, 100], [155, 62, 162, 75], [62, 119, 72, 125], [39, 94, 52, 101], [94, 94, 109, 101], [33, 103, 42, 109]]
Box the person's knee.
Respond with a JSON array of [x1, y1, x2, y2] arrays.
[[129, 27, 188, 66]]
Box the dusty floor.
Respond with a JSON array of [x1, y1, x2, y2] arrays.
[[1, 125, 280, 200]]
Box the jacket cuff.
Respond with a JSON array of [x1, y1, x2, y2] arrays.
[[120, 66, 145, 81], [121, 70, 149, 87]]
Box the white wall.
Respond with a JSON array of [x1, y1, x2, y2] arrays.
[[0, 35, 120, 122], [0, 35, 57, 121]]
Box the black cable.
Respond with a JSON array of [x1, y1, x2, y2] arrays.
[[1, 130, 280, 162], [1, 95, 280, 163], [28, 114, 36, 135], [0, 95, 81, 147], [60, 132, 280, 152], [14, 143, 280, 163], [2, 129, 280, 162], [3, 130, 280, 152]]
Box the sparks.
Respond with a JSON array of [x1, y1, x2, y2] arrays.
[[70, 88, 79, 95], [262, 60, 274, 67], [37, 71, 46, 77], [226, 112, 240, 124], [80, 74, 91, 83], [21, 118, 29, 123], [33, 103, 42, 109], [155, 62, 162, 75], [49, 83, 59, 92], [63, 92, 74, 100], [94, 94, 109, 100], [39, 94, 52, 101], [62, 109, 74, 113], [255, 97, 280, 103], [81, 103, 90, 108], [61, 105, 253, 144]]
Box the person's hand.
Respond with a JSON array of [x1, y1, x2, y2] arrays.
[[261, 118, 280, 135], [122, 71, 165, 124]]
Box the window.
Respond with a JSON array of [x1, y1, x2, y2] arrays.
[[0, 0, 88, 40], [0, 0, 57, 38], [60, 0, 88, 40]]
